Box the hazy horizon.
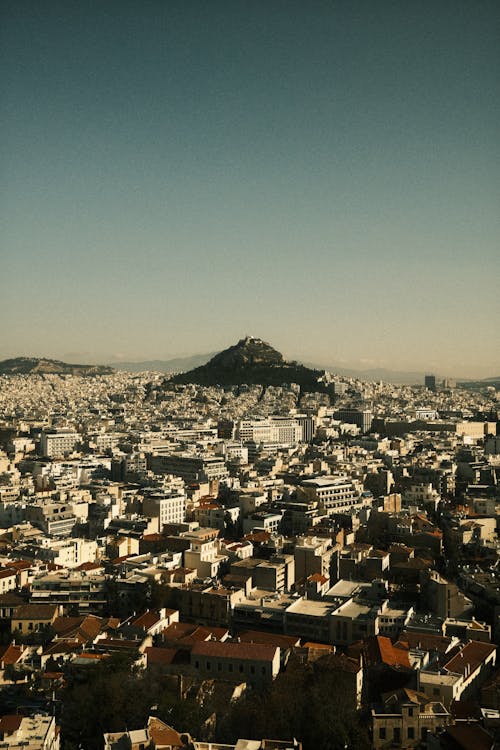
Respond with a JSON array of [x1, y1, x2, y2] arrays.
[[2, 1, 499, 379], [0, 339, 498, 380]]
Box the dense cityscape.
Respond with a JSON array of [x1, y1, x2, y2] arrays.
[[0, 337, 498, 750]]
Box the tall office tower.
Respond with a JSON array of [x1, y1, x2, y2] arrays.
[[425, 374, 436, 392]]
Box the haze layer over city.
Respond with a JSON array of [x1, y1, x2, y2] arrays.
[[2, 1, 499, 378]]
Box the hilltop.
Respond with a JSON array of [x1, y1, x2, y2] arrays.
[[0, 357, 114, 376], [171, 336, 329, 393]]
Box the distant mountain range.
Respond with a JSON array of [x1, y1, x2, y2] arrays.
[[111, 351, 434, 385], [1, 353, 497, 387], [111, 352, 498, 386], [170, 336, 329, 393], [0, 357, 113, 376], [109, 353, 217, 374]]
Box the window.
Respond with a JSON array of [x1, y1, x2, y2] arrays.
[[408, 707, 413, 717], [239, 664, 244, 673], [408, 727, 414, 739], [379, 728, 386, 740], [393, 727, 401, 742]]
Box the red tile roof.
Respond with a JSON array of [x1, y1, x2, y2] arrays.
[[364, 635, 411, 669], [396, 631, 454, 655], [0, 569, 16, 580], [0, 715, 22, 735], [52, 614, 107, 643], [444, 641, 496, 677], [12, 604, 59, 621], [145, 646, 181, 666], [238, 631, 300, 649], [0, 643, 23, 666], [74, 561, 103, 571], [5, 560, 31, 571], [131, 610, 161, 630], [307, 573, 328, 584], [191, 640, 278, 662]]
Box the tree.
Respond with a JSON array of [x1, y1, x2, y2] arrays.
[[216, 659, 370, 750]]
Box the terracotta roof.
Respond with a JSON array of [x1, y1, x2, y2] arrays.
[[12, 604, 58, 620], [74, 561, 103, 571], [163, 622, 199, 641], [145, 647, 179, 666], [444, 641, 496, 677], [191, 640, 278, 662], [5, 560, 31, 571], [238, 631, 300, 649], [52, 616, 82, 635], [244, 531, 272, 543], [0, 715, 22, 734], [131, 610, 161, 630], [0, 569, 16, 579], [365, 635, 411, 669], [0, 643, 23, 666], [396, 631, 454, 655], [102, 617, 121, 631], [307, 573, 328, 584], [43, 639, 81, 656], [163, 622, 228, 647], [52, 614, 106, 643], [419, 529, 443, 538]]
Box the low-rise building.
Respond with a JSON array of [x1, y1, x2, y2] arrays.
[[191, 640, 280, 688], [0, 714, 60, 750], [372, 688, 450, 749]]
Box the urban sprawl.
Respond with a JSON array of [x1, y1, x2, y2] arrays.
[[0, 361, 499, 750]]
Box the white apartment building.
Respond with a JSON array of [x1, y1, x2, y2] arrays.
[[40, 429, 79, 458], [299, 476, 362, 515], [236, 417, 303, 445], [184, 532, 228, 578], [0, 714, 60, 750], [142, 492, 186, 528]]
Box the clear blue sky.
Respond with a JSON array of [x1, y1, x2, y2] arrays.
[[2, 0, 499, 377]]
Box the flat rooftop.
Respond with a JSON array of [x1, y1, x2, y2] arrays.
[[326, 579, 370, 599], [302, 476, 350, 487], [286, 598, 337, 618]]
